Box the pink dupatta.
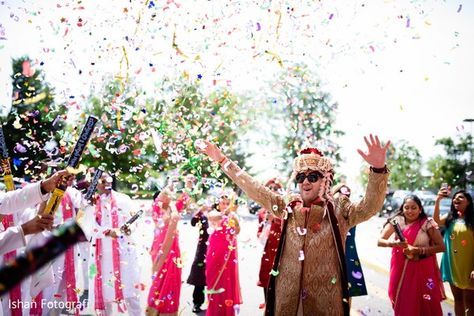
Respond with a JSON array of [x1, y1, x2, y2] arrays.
[[61, 193, 80, 314], [94, 193, 125, 313], [2, 214, 22, 316], [2, 215, 22, 316]]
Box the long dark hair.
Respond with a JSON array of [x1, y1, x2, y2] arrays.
[[386, 194, 427, 226], [212, 195, 229, 212], [445, 190, 474, 231], [152, 190, 161, 202]]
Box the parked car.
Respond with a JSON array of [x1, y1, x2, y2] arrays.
[[423, 198, 451, 235], [423, 198, 451, 218], [378, 191, 394, 217], [390, 190, 413, 212], [413, 190, 437, 203]]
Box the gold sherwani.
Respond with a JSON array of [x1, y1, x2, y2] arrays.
[[220, 160, 388, 316]]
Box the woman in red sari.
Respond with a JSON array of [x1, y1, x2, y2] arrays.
[[147, 190, 184, 316], [378, 194, 446, 316], [206, 194, 242, 316]]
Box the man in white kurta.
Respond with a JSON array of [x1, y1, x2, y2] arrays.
[[0, 206, 47, 316], [0, 171, 64, 316], [0, 209, 54, 256], [41, 179, 88, 316], [86, 174, 141, 316]]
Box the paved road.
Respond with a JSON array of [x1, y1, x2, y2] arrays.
[[76, 200, 455, 315]]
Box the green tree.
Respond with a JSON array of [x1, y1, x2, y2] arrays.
[[78, 74, 252, 192], [154, 75, 252, 184], [386, 140, 424, 190], [79, 78, 157, 189], [0, 57, 66, 180], [426, 135, 473, 190], [265, 63, 344, 176]]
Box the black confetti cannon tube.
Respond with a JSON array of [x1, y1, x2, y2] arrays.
[[390, 219, 414, 259], [84, 168, 103, 200], [0, 220, 86, 296], [390, 219, 406, 242], [44, 116, 98, 215], [120, 210, 144, 235]]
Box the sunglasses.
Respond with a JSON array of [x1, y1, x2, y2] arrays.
[[295, 172, 322, 184]]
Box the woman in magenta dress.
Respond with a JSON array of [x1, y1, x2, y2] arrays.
[[378, 195, 446, 316], [206, 195, 242, 316], [147, 190, 184, 316]]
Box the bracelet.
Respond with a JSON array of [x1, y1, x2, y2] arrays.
[[370, 165, 389, 174], [218, 156, 227, 164]]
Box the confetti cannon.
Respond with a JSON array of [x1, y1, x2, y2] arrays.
[[120, 210, 144, 236], [0, 219, 86, 296], [44, 116, 98, 215], [84, 168, 103, 201], [390, 218, 413, 259]]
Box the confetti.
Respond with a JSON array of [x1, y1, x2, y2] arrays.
[[205, 288, 225, 294], [426, 278, 434, 290], [296, 227, 307, 235], [351, 271, 363, 279]]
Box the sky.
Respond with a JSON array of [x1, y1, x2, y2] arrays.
[[0, 0, 473, 189]]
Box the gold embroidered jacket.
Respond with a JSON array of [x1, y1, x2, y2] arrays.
[[220, 159, 389, 315]]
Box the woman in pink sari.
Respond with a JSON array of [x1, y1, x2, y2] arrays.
[[147, 190, 183, 316], [378, 194, 446, 316], [206, 195, 242, 316]]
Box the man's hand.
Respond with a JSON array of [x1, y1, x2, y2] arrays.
[[21, 213, 54, 235], [104, 229, 119, 239], [40, 170, 71, 193], [121, 224, 131, 236], [357, 134, 391, 169]]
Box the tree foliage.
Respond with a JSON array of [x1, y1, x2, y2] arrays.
[[386, 140, 424, 190], [426, 134, 473, 190], [266, 63, 344, 176], [1, 57, 66, 180], [78, 74, 252, 191], [79, 79, 157, 189]]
